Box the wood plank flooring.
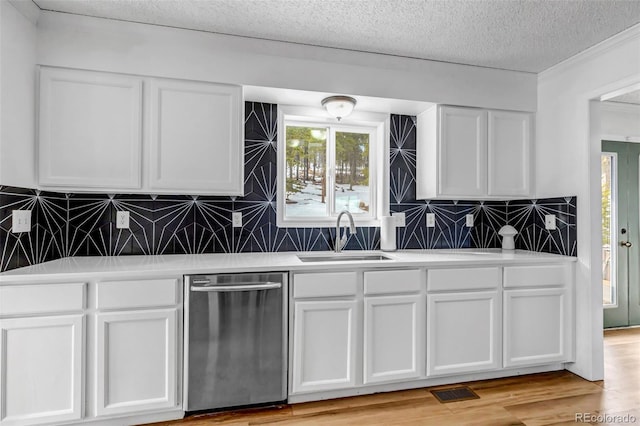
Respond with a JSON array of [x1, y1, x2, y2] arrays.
[[152, 328, 640, 425]]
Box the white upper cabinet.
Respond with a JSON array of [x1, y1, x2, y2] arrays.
[[38, 67, 244, 195], [39, 67, 143, 189], [438, 106, 487, 197], [149, 79, 243, 194], [487, 110, 531, 196], [416, 105, 533, 199]]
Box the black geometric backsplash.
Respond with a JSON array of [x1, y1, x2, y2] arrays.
[[0, 102, 577, 272]]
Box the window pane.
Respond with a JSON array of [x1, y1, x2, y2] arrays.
[[602, 154, 616, 306], [334, 131, 370, 214], [285, 126, 328, 217]]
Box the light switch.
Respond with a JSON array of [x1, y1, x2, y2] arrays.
[[426, 213, 436, 228], [465, 214, 474, 227], [545, 214, 557, 230], [392, 212, 406, 227], [12, 210, 31, 233], [116, 211, 130, 229], [232, 212, 243, 227]]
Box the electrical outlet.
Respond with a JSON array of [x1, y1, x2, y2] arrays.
[[392, 212, 406, 227], [11, 210, 31, 233], [426, 213, 436, 228], [545, 214, 557, 230], [116, 211, 130, 229], [232, 212, 243, 228], [466, 214, 474, 227]]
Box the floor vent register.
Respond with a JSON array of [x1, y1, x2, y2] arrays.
[[430, 386, 480, 403]]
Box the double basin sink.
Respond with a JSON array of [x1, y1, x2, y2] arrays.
[[297, 253, 393, 262]]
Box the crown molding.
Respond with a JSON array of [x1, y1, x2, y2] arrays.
[[539, 22, 640, 82]]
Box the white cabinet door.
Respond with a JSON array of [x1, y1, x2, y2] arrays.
[[0, 315, 83, 426], [438, 106, 487, 197], [149, 78, 243, 194], [39, 67, 142, 189], [504, 288, 570, 367], [291, 300, 357, 394], [363, 294, 424, 384], [427, 291, 500, 376], [95, 309, 177, 417], [488, 110, 531, 196]]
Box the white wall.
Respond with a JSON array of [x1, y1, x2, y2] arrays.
[[0, 0, 38, 188], [537, 24, 640, 381], [36, 11, 537, 112], [601, 102, 640, 140]]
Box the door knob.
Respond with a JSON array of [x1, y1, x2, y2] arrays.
[[621, 241, 633, 248]]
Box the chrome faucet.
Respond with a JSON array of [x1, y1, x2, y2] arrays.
[[335, 210, 356, 253]]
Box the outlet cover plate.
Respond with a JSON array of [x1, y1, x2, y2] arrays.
[[426, 213, 436, 228], [392, 212, 406, 227], [116, 211, 130, 229], [12, 210, 31, 233], [545, 214, 557, 230], [232, 212, 243, 227]]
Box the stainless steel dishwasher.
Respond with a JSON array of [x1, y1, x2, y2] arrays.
[[184, 272, 287, 412]]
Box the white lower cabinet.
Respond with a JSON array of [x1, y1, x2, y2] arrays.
[[290, 269, 425, 396], [503, 287, 570, 367], [503, 264, 573, 367], [0, 315, 83, 426], [95, 308, 178, 416], [427, 291, 501, 376], [291, 300, 357, 393], [364, 294, 423, 384]]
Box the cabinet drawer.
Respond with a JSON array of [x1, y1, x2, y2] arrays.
[[0, 283, 85, 316], [427, 267, 500, 291], [503, 265, 568, 288], [96, 279, 178, 310], [364, 269, 421, 295], [293, 272, 357, 298]]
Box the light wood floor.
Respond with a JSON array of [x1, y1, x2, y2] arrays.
[[153, 328, 640, 426]]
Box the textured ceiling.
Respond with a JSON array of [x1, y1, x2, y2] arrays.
[[606, 89, 640, 105], [32, 0, 640, 73]]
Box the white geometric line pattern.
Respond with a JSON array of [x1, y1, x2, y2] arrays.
[[0, 104, 577, 272]]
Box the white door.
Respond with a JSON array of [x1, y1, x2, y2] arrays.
[[0, 315, 83, 426], [363, 294, 424, 384], [427, 291, 501, 376], [438, 106, 487, 197], [148, 78, 243, 194], [291, 300, 357, 394], [487, 110, 531, 196], [95, 309, 177, 417], [38, 67, 143, 189], [503, 288, 569, 367]]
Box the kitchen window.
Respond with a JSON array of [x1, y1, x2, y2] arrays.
[[277, 105, 389, 227]]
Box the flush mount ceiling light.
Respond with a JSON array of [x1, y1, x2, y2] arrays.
[[321, 95, 357, 121]]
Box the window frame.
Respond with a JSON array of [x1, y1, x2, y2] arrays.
[[277, 105, 389, 228]]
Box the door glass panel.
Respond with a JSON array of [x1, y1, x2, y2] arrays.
[[334, 131, 370, 214], [602, 153, 616, 306]]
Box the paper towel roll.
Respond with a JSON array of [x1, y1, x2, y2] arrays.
[[380, 216, 396, 251]]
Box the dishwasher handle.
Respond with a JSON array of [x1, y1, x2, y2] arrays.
[[190, 281, 282, 292]]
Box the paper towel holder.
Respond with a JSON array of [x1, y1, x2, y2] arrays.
[[498, 225, 518, 250], [380, 216, 397, 252]]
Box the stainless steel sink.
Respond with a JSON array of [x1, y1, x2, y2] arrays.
[[297, 253, 393, 262]]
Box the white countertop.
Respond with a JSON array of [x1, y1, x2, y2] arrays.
[[0, 249, 576, 283]]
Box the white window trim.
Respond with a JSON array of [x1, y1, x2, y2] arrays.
[[277, 105, 390, 228]]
